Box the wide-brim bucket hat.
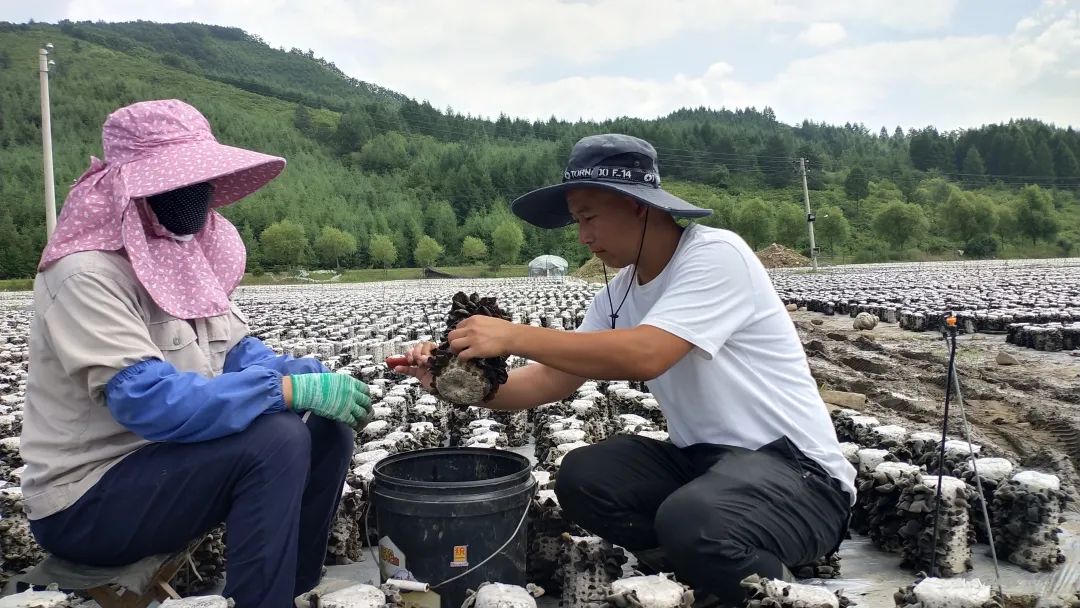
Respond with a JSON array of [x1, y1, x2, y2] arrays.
[[511, 133, 712, 229], [39, 99, 286, 319], [103, 99, 285, 205]]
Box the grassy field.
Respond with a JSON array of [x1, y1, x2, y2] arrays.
[[239, 265, 532, 285], [0, 279, 33, 292], [0, 265, 540, 293]]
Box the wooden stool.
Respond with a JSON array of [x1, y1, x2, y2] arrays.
[[14, 538, 204, 608]]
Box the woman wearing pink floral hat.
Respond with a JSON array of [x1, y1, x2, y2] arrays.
[[19, 99, 371, 608]]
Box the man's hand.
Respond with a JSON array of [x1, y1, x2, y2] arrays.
[[447, 315, 520, 361], [392, 341, 437, 391]]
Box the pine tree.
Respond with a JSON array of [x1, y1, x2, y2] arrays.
[[1032, 139, 1055, 178], [844, 167, 870, 202], [0, 210, 27, 279], [293, 104, 313, 134], [240, 223, 262, 270], [761, 135, 793, 188], [961, 147, 985, 175], [960, 147, 986, 185], [909, 129, 935, 171], [1052, 137, 1080, 184], [1008, 130, 1036, 176]]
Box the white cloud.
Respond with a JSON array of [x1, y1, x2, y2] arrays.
[[20, 0, 1077, 129], [50, 0, 958, 81], [805, 0, 959, 31], [797, 22, 847, 47], [439, 7, 1080, 131]]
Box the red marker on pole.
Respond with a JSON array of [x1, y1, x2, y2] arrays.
[[385, 355, 409, 368]]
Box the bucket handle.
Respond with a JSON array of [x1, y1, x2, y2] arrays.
[[364, 500, 531, 590]]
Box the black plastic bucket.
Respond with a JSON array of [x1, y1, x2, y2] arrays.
[[371, 447, 536, 608]]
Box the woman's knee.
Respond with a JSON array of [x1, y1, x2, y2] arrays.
[[244, 412, 312, 466], [316, 417, 356, 464]]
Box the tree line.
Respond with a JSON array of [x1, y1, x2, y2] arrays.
[[0, 21, 1077, 280], [251, 218, 524, 274]]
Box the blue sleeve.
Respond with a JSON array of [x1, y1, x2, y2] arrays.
[[105, 359, 289, 443], [223, 336, 330, 375]]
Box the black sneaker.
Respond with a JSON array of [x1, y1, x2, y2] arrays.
[[691, 591, 739, 608], [630, 547, 674, 575]]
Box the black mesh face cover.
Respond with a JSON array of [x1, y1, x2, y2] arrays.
[[147, 182, 214, 236]]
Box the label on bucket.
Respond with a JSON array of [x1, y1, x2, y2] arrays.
[[450, 545, 468, 567], [379, 536, 413, 581]]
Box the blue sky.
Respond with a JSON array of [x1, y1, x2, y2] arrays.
[[7, 0, 1078, 130]]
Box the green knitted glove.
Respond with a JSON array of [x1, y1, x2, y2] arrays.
[[289, 373, 372, 428]]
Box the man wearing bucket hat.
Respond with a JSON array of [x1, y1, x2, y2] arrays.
[[21, 99, 372, 608], [394, 134, 855, 605]]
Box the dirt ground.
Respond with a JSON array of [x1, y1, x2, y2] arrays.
[[791, 308, 1080, 505], [789, 309, 1080, 606]]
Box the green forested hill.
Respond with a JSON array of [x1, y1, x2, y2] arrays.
[[1, 20, 1078, 280], [48, 20, 408, 110]]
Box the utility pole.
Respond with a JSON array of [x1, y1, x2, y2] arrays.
[[798, 157, 818, 271], [39, 43, 57, 240]]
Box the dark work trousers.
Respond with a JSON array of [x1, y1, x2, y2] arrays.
[[555, 434, 851, 604], [29, 412, 355, 608]]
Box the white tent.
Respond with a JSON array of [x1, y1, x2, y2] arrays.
[[528, 255, 569, 277]]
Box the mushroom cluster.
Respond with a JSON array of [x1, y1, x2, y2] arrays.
[[428, 292, 512, 406]]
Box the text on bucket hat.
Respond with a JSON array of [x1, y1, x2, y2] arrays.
[[510, 134, 712, 229]]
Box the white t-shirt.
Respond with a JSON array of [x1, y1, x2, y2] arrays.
[[578, 223, 857, 503]]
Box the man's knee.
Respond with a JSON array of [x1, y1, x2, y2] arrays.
[[554, 435, 647, 512], [656, 488, 786, 586], [652, 488, 704, 557], [553, 444, 593, 510], [552, 447, 587, 509], [652, 483, 747, 565]]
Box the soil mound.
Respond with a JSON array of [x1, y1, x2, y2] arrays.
[[572, 256, 622, 282], [757, 243, 811, 268]]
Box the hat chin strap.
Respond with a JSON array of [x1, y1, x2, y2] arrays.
[[602, 208, 649, 330]]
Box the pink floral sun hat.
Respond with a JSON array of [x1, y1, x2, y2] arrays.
[[39, 99, 285, 319]]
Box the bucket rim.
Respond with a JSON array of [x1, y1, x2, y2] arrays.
[[371, 446, 533, 490]]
